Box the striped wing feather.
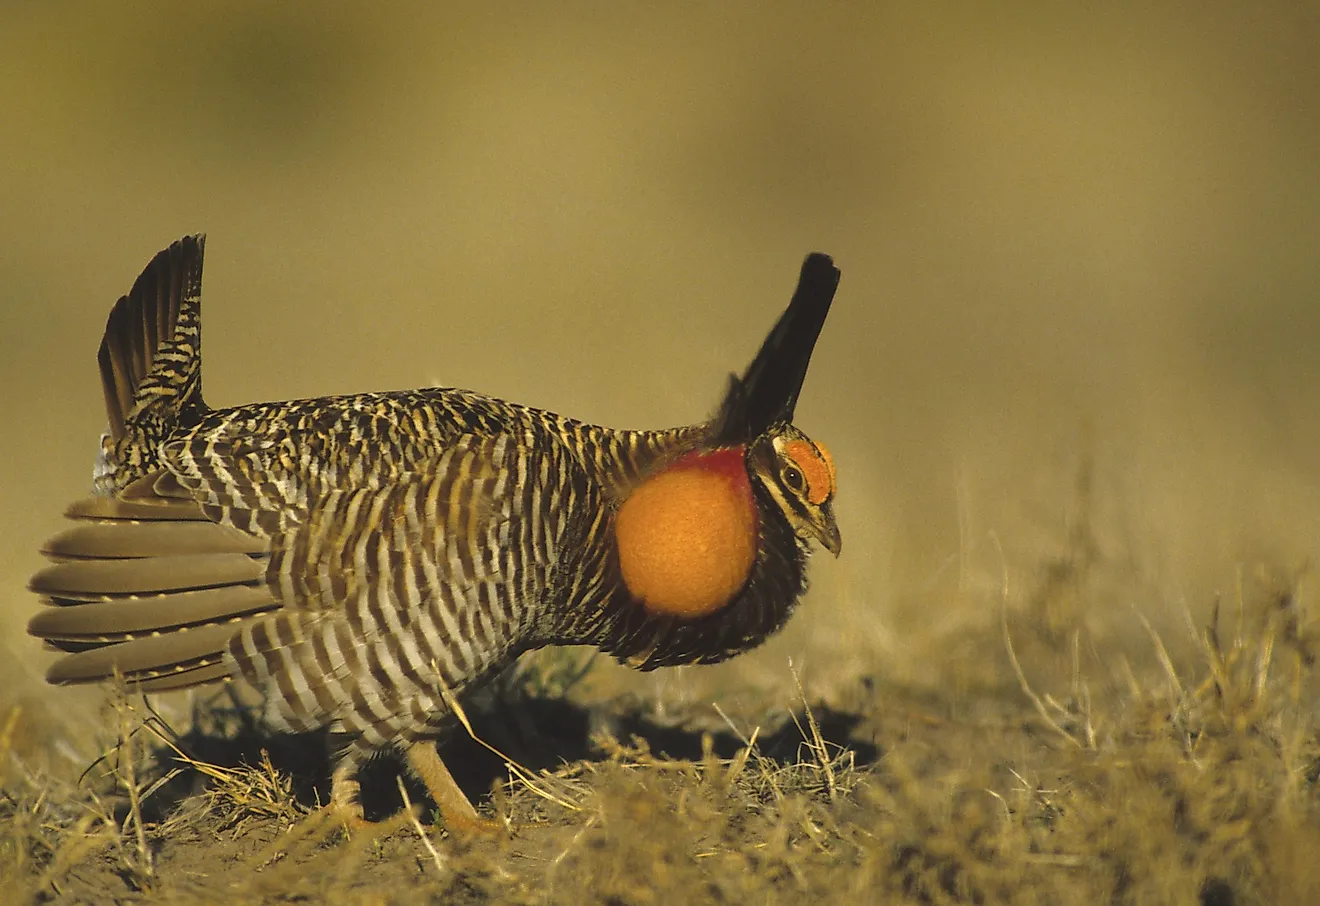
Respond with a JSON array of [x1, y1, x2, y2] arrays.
[[220, 434, 542, 736]]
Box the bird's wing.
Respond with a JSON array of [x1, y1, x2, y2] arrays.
[[198, 429, 585, 733]]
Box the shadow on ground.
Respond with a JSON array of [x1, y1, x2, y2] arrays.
[[132, 684, 881, 826]]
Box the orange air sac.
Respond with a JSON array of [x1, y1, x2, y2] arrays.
[[615, 450, 757, 619]]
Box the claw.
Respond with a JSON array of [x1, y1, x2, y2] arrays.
[[444, 810, 507, 841]]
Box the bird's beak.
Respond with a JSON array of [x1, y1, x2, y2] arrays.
[[812, 501, 842, 556]]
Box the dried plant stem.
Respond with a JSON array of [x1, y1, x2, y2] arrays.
[[432, 663, 581, 812], [112, 687, 153, 880], [992, 534, 1082, 748], [397, 776, 448, 874]]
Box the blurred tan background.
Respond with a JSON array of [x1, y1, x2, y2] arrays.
[[3, 2, 1319, 756]]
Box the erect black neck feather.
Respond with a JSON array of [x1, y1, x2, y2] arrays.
[[708, 253, 840, 447]]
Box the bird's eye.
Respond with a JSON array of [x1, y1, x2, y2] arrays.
[[782, 465, 805, 493]]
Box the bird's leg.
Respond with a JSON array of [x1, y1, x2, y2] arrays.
[[325, 751, 368, 832], [404, 741, 505, 838]]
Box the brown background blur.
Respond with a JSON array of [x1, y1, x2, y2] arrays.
[[3, 2, 1319, 755]]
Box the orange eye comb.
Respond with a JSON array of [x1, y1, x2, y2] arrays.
[[785, 439, 835, 505]]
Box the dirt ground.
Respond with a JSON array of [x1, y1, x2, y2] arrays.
[[4, 3, 1320, 904]]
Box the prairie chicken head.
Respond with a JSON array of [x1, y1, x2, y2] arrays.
[[749, 423, 840, 555], [28, 238, 842, 835]]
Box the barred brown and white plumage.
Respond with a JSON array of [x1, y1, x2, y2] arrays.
[[28, 236, 842, 833]]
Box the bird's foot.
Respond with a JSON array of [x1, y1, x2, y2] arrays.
[[442, 810, 508, 841]]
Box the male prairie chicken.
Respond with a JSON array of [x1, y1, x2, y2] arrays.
[[28, 236, 841, 834]]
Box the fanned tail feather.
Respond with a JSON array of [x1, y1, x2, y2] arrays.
[[27, 495, 279, 689]]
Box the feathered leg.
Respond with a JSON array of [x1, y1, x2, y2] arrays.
[[405, 741, 504, 837]]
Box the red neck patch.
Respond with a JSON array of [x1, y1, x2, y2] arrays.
[[669, 446, 752, 491]]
